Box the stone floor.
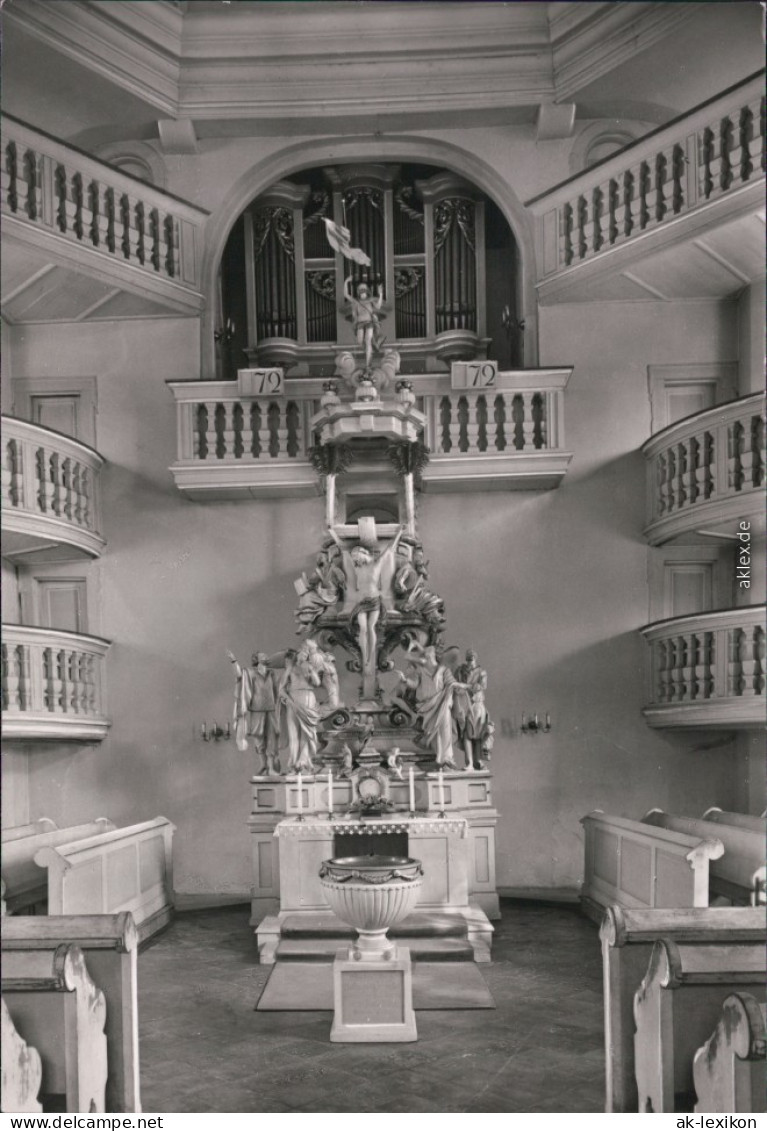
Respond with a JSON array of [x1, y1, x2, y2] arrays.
[[137, 899, 605, 1114]]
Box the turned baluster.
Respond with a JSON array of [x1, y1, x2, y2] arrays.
[[727, 628, 745, 697], [751, 414, 764, 487], [682, 436, 696, 504], [3, 439, 22, 506], [576, 195, 588, 259], [654, 151, 668, 224], [622, 169, 635, 238], [276, 402, 291, 458], [675, 442, 688, 510], [35, 447, 54, 514], [464, 394, 481, 454], [736, 106, 754, 185], [607, 178, 620, 245], [718, 116, 734, 192], [23, 148, 41, 221], [561, 202, 574, 267], [77, 467, 91, 529], [3, 643, 19, 712], [695, 432, 714, 500], [492, 393, 511, 452], [592, 184, 605, 252], [695, 632, 714, 700], [671, 636, 687, 701], [753, 626, 765, 697], [445, 394, 461, 453], [727, 422, 744, 491], [671, 144, 685, 214], [66, 651, 80, 713], [134, 200, 146, 265], [57, 649, 71, 713], [520, 393, 537, 450], [3, 139, 18, 213], [164, 214, 179, 278], [737, 628, 757, 698], [220, 402, 235, 459], [254, 402, 270, 458], [61, 170, 79, 236], [700, 126, 716, 200], [203, 401, 218, 460], [60, 457, 73, 520], [657, 639, 673, 704], [104, 187, 116, 254], [665, 447, 678, 512], [539, 394, 548, 448], [638, 161, 651, 229], [88, 179, 102, 248], [682, 633, 697, 701], [656, 453, 669, 516], [69, 461, 82, 525]]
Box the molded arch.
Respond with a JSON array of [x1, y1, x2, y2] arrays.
[[200, 133, 538, 376]]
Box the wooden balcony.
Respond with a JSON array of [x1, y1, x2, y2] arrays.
[[528, 74, 765, 304], [642, 394, 765, 546], [2, 416, 106, 561], [2, 624, 112, 742], [167, 368, 573, 500], [1, 115, 207, 323], [640, 606, 765, 730]]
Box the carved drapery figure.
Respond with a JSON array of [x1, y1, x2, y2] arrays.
[[278, 644, 322, 773], [393, 544, 445, 635], [454, 649, 493, 771], [228, 650, 280, 776], [394, 644, 465, 768], [294, 547, 345, 633]]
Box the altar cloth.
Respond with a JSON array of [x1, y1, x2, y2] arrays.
[[255, 960, 495, 1011]]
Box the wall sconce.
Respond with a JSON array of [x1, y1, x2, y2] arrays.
[[201, 721, 231, 742], [520, 713, 551, 735]]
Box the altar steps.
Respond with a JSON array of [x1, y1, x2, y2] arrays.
[[273, 909, 475, 963]]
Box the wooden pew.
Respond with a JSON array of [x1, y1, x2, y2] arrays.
[[702, 808, 766, 836], [643, 810, 766, 905], [2, 943, 108, 1113], [693, 992, 766, 1113], [599, 905, 766, 1112], [1, 996, 43, 1113], [34, 817, 175, 942], [633, 937, 765, 1112], [2, 914, 141, 1113], [2, 818, 58, 844], [1, 819, 115, 915], [581, 811, 723, 923]]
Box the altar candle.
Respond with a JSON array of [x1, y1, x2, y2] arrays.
[[327, 770, 333, 815], [297, 773, 303, 815], [408, 766, 415, 812], [438, 769, 445, 810]]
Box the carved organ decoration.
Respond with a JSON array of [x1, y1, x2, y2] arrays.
[[241, 166, 488, 371]]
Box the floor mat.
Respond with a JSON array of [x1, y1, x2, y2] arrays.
[[255, 959, 495, 1011]]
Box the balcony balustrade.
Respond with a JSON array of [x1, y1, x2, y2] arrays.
[[642, 394, 764, 545], [529, 74, 765, 299], [640, 606, 765, 730], [2, 416, 106, 560], [1, 115, 207, 318], [167, 369, 572, 499], [2, 624, 111, 741]]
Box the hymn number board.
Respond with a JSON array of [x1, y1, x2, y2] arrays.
[[450, 360, 498, 390], [237, 368, 284, 396]]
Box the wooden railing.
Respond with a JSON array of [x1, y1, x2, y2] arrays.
[[1, 115, 207, 300], [640, 606, 765, 729], [529, 74, 765, 281], [642, 394, 764, 544], [2, 416, 106, 558], [167, 369, 572, 498], [2, 624, 112, 741]]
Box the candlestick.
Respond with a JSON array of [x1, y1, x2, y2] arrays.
[[296, 772, 303, 821], [327, 769, 334, 817], [438, 768, 445, 814], [408, 766, 415, 814]]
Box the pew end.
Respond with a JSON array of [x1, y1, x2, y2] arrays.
[[1, 996, 43, 1113], [693, 992, 767, 1113]]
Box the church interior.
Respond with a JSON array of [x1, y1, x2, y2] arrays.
[[1, 0, 765, 1116]]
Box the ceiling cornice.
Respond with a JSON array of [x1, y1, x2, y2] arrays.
[[4, 0, 183, 114], [550, 1, 696, 101]]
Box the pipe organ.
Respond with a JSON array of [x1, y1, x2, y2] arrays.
[[238, 166, 493, 373]]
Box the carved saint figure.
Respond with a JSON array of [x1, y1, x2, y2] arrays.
[[328, 524, 405, 684], [343, 275, 385, 371], [394, 644, 466, 769], [294, 547, 345, 633], [278, 644, 322, 774], [228, 650, 280, 776], [301, 637, 342, 710], [393, 544, 446, 633], [454, 649, 493, 771]]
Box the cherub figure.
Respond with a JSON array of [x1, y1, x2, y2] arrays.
[[343, 275, 385, 371]]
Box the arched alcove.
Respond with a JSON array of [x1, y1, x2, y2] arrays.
[[200, 135, 538, 378]]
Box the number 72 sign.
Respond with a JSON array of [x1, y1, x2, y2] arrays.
[[237, 368, 284, 396], [451, 360, 498, 390]]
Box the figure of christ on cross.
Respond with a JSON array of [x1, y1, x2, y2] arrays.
[[327, 522, 405, 691]]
